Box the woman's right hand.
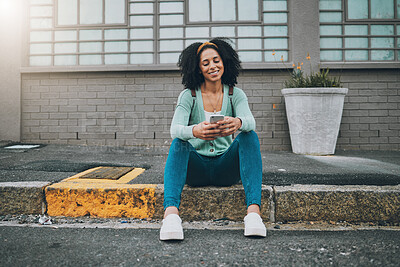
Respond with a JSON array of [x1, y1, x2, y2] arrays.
[[192, 121, 221, 140]]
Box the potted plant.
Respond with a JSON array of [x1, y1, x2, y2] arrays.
[[278, 54, 348, 155]]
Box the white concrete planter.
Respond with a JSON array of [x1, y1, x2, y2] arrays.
[[281, 88, 348, 155]]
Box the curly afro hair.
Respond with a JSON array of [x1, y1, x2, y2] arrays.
[[177, 37, 241, 90]]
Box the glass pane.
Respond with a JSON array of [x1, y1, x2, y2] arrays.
[[371, 25, 394, 35], [397, 25, 400, 35], [320, 0, 341, 10], [265, 50, 288, 62], [57, 0, 77, 25], [105, 29, 128, 40], [263, 13, 287, 23], [31, 0, 52, 4], [264, 26, 288, 36], [30, 56, 51, 66], [130, 3, 153, 14], [320, 25, 342, 36], [30, 6, 53, 17], [371, 50, 394, 60], [398, 38, 400, 48], [320, 37, 342, 48], [55, 30, 77, 41], [189, 0, 210, 22], [159, 15, 183, 25], [130, 53, 153, 64], [130, 15, 153, 26], [160, 40, 183, 51], [54, 43, 77, 53], [319, 12, 342, 22], [80, 0, 103, 24], [320, 50, 342, 61], [398, 0, 400, 18], [238, 26, 262, 37], [186, 27, 209, 38], [211, 27, 235, 37], [80, 42, 102, 53], [264, 38, 288, 49], [371, 38, 394, 48], [238, 0, 258, 21], [104, 41, 128, 52], [263, 0, 287, 11], [105, 0, 125, 24], [345, 37, 368, 48], [160, 53, 180, 64], [238, 39, 262, 49], [80, 30, 102, 40], [344, 25, 368, 35], [105, 54, 128, 64], [54, 55, 76, 65], [30, 18, 52, 28], [160, 2, 184, 13], [79, 55, 102, 65], [347, 0, 367, 19], [345, 50, 368, 60], [159, 28, 182, 38], [185, 39, 209, 47], [371, 0, 394, 19], [131, 28, 154, 39], [30, 43, 52, 54], [130, 41, 154, 52], [239, 51, 262, 62], [30, 31, 52, 42], [212, 0, 236, 21]]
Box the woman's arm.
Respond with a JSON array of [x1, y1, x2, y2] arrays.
[[170, 90, 195, 141], [233, 88, 256, 132]]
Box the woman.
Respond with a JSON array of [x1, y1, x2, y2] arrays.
[[160, 38, 266, 240]]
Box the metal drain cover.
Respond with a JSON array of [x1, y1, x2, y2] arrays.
[[80, 167, 135, 180]]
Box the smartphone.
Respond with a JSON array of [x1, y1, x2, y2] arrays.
[[210, 114, 224, 123]]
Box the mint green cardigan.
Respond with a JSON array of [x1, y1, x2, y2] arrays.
[[170, 84, 256, 157]]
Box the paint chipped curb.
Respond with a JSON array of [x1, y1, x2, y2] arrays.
[[1, 182, 400, 223]]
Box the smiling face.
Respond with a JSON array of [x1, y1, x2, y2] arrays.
[[199, 48, 224, 84]]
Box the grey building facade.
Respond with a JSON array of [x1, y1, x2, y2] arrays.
[[1, 0, 399, 151]]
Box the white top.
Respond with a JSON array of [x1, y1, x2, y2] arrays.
[[204, 110, 221, 123]]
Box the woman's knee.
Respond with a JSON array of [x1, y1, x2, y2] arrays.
[[236, 131, 260, 145], [170, 138, 192, 153]]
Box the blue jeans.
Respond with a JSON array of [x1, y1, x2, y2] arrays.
[[163, 131, 262, 210]]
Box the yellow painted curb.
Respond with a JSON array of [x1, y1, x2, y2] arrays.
[[45, 167, 158, 218]]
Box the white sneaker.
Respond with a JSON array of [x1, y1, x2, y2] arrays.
[[244, 213, 266, 237], [160, 214, 184, 241]]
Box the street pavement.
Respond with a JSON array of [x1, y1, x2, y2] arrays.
[[1, 142, 399, 266], [0, 143, 399, 185], [1, 221, 399, 266]]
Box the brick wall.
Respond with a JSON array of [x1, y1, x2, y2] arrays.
[[21, 69, 399, 151], [335, 69, 399, 151]]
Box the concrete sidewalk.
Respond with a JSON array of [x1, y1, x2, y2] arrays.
[[0, 141, 399, 223]]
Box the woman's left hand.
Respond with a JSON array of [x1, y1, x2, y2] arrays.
[[216, 116, 242, 137]]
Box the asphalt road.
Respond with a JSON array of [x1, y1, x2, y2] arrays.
[[0, 144, 399, 185], [1, 224, 399, 266]]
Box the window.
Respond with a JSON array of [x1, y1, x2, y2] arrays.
[[319, 0, 400, 62], [188, 0, 260, 22], [27, 0, 288, 67], [347, 0, 398, 20], [56, 0, 127, 26]]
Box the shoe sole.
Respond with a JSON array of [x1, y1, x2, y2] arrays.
[[244, 228, 266, 237], [160, 231, 184, 241]]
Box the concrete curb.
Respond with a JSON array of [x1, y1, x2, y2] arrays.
[[1, 182, 399, 223], [275, 185, 400, 223], [0, 182, 50, 215]]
